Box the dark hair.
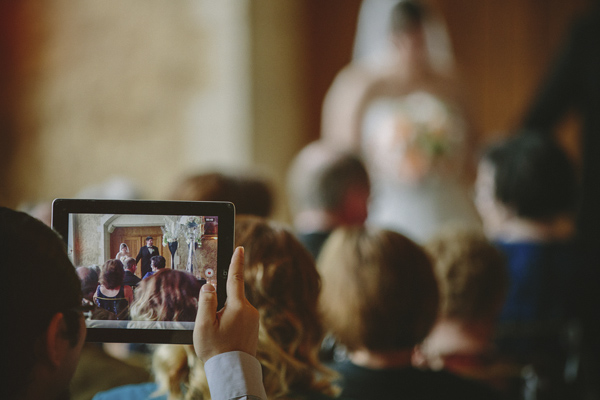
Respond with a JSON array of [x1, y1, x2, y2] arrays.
[[390, 0, 427, 34], [77, 265, 100, 298], [2, 207, 82, 399], [288, 141, 370, 213], [483, 132, 578, 220], [123, 257, 137, 270], [146, 236, 153, 241], [99, 259, 125, 289], [151, 255, 166, 269]]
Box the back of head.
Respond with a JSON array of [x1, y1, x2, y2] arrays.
[[99, 259, 125, 289], [2, 207, 81, 398], [131, 268, 201, 322], [482, 132, 578, 221], [151, 255, 166, 269], [123, 257, 137, 270], [318, 226, 438, 352], [234, 215, 336, 397], [287, 141, 370, 221], [170, 170, 274, 217], [425, 226, 508, 322]]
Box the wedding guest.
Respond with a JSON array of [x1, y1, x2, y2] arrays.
[[474, 132, 583, 398], [76, 265, 100, 302], [135, 236, 160, 278], [2, 207, 266, 400], [142, 255, 166, 279], [170, 170, 274, 218], [94, 259, 134, 320], [130, 268, 201, 324], [318, 226, 501, 399], [94, 216, 339, 400], [287, 140, 370, 258], [414, 227, 519, 395], [122, 257, 141, 288]]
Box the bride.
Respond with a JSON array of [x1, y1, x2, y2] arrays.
[[321, 0, 480, 242]]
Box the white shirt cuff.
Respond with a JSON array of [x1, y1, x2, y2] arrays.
[[204, 351, 267, 400]]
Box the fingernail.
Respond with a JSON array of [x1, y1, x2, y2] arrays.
[[201, 282, 216, 292]]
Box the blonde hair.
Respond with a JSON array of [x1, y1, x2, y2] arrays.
[[318, 226, 439, 351], [151, 216, 337, 399], [424, 226, 508, 322]]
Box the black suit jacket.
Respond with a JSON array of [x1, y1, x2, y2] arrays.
[[136, 246, 160, 278]]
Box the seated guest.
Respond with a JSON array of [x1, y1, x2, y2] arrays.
[[76, 265, 100, 302], [130, 268, 201, 324], [474, 132, 582, 396], [170, 170, 274, 218], [122, 257, 141, 287], [142, 255, 166, 279], [94, 259, 134, 320], [287, 140, 371, 258], [3, 207, 267, 400], [95, 216, 339, 400], [318, 226, 501, 399], [413, 227, 520, 394]]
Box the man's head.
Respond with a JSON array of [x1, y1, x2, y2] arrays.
[[287, 141, 370, 231], [146, 236, 154, 247], [3, 207, 86, 399], [150, 255, 166, 270], [76, 265, 99, 301], [123, 257, 137, 273]]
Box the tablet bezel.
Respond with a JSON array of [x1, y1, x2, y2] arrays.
[[51, 198, 235, 344]]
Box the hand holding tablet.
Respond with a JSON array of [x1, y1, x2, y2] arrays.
[[194, 246, 260, 361]]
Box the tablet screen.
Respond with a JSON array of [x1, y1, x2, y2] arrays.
[[52, 199, 235, 344]]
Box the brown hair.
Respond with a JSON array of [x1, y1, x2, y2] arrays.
[[318, 227, 439, 352], [170, 171, 274, 217], [234, 215, 337, 398], [99, 259, 125, 289], [425, 226, 508, 322], [130, 268, 201, 322], [151, 216, 337, 400]]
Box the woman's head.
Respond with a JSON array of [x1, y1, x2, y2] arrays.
[[99, 259, 125, 289], [234, 215, 335, 397], [119, 243, 128, 252], [130, 268, 201, 322], [318, 226, 439, 352]]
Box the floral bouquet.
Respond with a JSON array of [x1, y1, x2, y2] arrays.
[[364, 91, 466, 183]]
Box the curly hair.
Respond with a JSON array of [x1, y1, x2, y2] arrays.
[[151, 216, 338, 400]]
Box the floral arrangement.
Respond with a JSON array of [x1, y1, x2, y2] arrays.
[[365, 91, 466, 183], [161, 217, 181, 246], [184, 216, 204, 246]]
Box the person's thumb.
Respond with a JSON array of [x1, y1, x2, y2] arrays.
[[194, 282, 218, 356]]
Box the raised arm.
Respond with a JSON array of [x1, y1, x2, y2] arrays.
[[194, 246, 266, 400]]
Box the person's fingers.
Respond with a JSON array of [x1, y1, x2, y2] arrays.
[[195, 281, 218, 332], [226, 246, 246, 306]]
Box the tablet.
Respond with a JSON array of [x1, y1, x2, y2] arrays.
[[52, 198, 235, 344]]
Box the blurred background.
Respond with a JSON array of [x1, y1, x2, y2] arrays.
[[0, 0, 589, 222]]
